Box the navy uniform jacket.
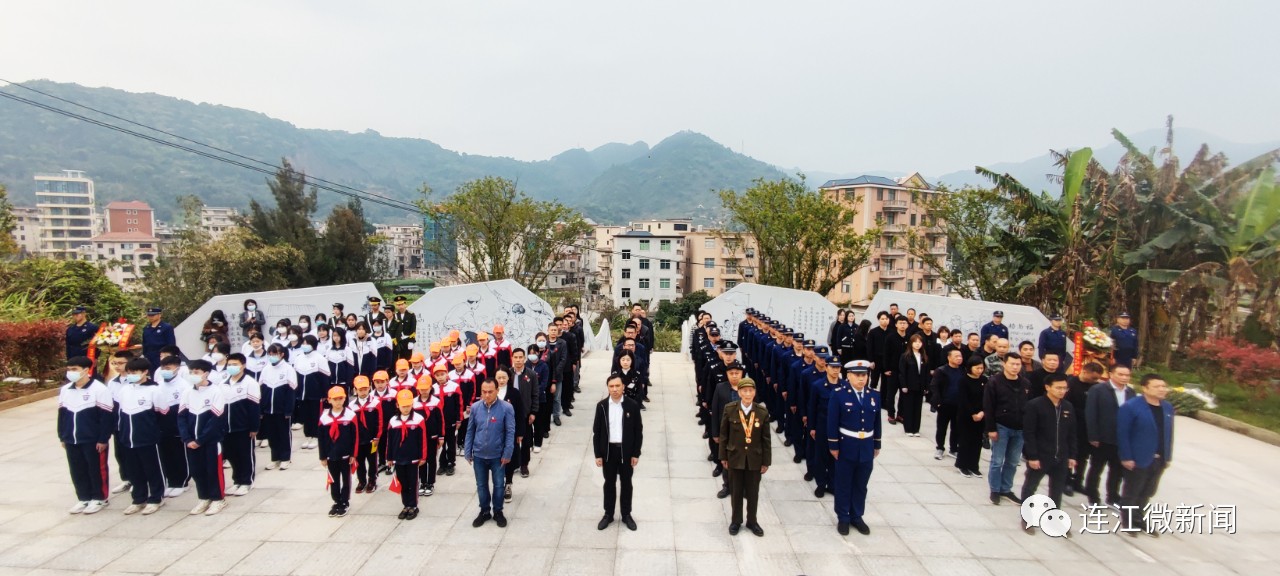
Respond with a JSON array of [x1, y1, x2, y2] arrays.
[[807, 376, 837, 440], [141, 321, 176, 368], [66, 321, 97, 360], [827, 383, 882, 462], [1110, 325, 1139, 366], [385, 413, 429, 465], [979, 321, 1009, 345], [317, 407, 359, 461], [1038, 327, 1069, 360], [58, 380, 114, 445]]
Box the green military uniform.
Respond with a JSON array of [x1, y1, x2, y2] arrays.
[[719, 378, 771, 534]]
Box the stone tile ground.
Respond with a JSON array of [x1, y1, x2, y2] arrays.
[[1, 352, 1276, 575]]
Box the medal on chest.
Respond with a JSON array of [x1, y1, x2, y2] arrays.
[[740, 410, 756, 444]]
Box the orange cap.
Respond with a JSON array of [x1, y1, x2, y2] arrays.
[[327, 386, 347, 400], [448, 330, 460, 340], [432, 361, 449, 374], [465, 344, 479, 356], [373, 370, 389, 382], [396, 389, 415, 407], [430, 342, 441, 353], [415, 375, 433, 390], [477, 332, 490, 341], [409, 352, 425, 363], [395, 359, 410, 371], [354, 375, 371, 390], [493, 324, 504, 334], [451, 354, 465, 366]]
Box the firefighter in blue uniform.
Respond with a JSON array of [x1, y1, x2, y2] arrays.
[[806, 353, 840, 497], [66, 306, 97, 361], [141, 307, 176, 371], [766, 329, 793, 433], [1110, 312, 1139, 368], [785, 341, 818, 463], [1037, 313, 1072, 368], [828, 359, 881, 536]]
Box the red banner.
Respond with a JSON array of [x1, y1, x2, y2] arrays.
[[1071, 331, 1084, 376]]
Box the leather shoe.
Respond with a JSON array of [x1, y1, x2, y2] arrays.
[[717, 486, 730, 499], [622, 515, 637, 531], [1001, 492, 1023, 505], [792, 454, 803, 464], [472, 512, 492, 527], [494, 512, 507, 528], [747, 523, 764, 537], [563, 408, 573, 417], [712, 467, 722, 477], [1063, 484, 1075, 497], [990, 492, 1001, 505], [803, 473, 813, 481], [837, 522, 850, 535], [598, 515, 614, 530], [782, 439, 792, 447], [814, 487, 825, 498], [728, 523, 741, 535], [853, 519, 871, 535], [706, 454, 716, 462]]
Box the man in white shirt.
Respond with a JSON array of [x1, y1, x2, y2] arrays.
[[593, 374, 643, 531]]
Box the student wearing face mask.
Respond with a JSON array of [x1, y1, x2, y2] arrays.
[[243, 333, 269, 381], [270, 320, 292, 348], [154, 355, 190, 497], [370, 318, 394, 372], [239, 300, 266, 338], [293, 335, 332, 450], [205, 342, 231, 386], [350, 322, 379, 382], [259, 344, 297, 470], [178, 360, 228, 516], [116, 357, 167, 515], [58, 356, 114, 515], [292, 315, 311, 338], [221, 354, 261, 497], [325, 328, 355, 393], [286, 325, 305, 355]]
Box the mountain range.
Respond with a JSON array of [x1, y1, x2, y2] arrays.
[[2, 81, 1276, 223]]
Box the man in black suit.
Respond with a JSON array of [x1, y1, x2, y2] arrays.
[[594, 373, 643, 531]]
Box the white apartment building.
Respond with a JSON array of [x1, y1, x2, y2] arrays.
[[374, 224, 425, 278], [609, 230, 684, 305], [34, 170, 96, 259], [201, 206, 239, 239], [9, 207, 42, 255]]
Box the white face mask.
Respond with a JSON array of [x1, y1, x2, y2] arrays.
[[288, 335, 299, 343], [66, 370, 83, 382], [211, 353, 226, 363], [300, 322, 310, 329], [247, 305, 257, 311], [277, 328, 287, 336], [186, 373, 203, 385]]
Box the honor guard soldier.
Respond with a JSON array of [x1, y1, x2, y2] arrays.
[[389, 295, 417, 361], [141, 307, 176, 372], [364, 296, 384, 329], [1110, 312, 1139, 368], [829, 359, 881, 536], [66, 306, 97, 362]]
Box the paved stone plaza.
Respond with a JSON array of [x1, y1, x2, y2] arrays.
[[1, 352, 1277, 575]]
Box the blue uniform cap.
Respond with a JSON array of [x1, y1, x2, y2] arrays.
[[718, 341, 739, 352], [71, 306, 87, 314], [1049, 313, 1063, 321], [793, 333, 805, 340], [146, 307, 163, 315], [708, 327, 721, 336], [992, 310, 1004, 317], [844, 360, 872, 373], [813, 345, 829, 354], [1118, 311, 1131, 318]]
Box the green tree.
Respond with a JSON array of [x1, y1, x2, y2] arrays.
[[317, 198, 385, 284], [246, 159, 320, 286], [719, 175, 878, 295], [655, 290, 714, 329], [0, 184, 17, 258], [0, 258, 141, 322], [416, 176, 593, 292]]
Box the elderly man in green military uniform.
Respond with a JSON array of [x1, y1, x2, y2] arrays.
[[719, 377, 771, 537]]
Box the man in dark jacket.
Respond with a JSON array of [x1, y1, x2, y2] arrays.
[[1019, 373, 1077, 531], [1064, 363, 1103, 496], [1026, 353, 1064, 400], [711, 361, 745, 498], [928, 348, 965, 460], [1084, 364, 1137, 507], [880, 316, 910, 423], [594, 374, 643, 531], [866, 312, 891, 391], [510, 349, 540, 478], [983, 353, 1029, 505], [546, 323, 568, 419]]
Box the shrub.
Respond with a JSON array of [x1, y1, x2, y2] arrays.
[[1166, 387, 1208, 415], [1187, 337, 1280, 399], [0, 320, 67, 380]]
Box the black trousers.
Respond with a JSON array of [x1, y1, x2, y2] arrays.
[[65, 442, 108, 502], [113, 435, 132, 484], [158, 435, 189, 488], [562, 368, 576, 408], [298, 398, 322, 439], [419, 442, 438, 488], [1121, 459, 1167, 527], [899, 390, 923, 434], [535, 396, 552, 446], [880, 376, 899, 417], [395, 463, 419, 508], [327, 458, 351, 506], [505, 438, 523, 483], [186, 443, 224, 502], [728, 467, 761, 525], [1070, 439, 1093, 487], [121, 444, 165, 504], [520, 416, 535, 465], [1085, 442, 1123, 503], [1020, 458, 1070, 508], [602, 443, 633, 518], [223, 430, 256, 486], [954, 415, 984, 473], [934, 404, 959, 452], [443, 422, 459, 471], [355, 442, 378, 486], [260, 413, 292, 463]]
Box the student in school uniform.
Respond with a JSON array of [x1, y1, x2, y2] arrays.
[[298, 315, 316, 338], [390, 359, 415, 392], [116, 357, 167, 515], [370, 318, 394, 372], [448, 354, 477, 466], [325, 328, 355, 393], [315, 324, 333, 355], [410, 375, 445, 496], [59, 356, 114, 514], [178, 360, 228, 516], [350, 322, 379, 382], [104, 351, 134, 496], [270, 320, 292, 348], [259, 344, 297, 470], [221, 353, 261, 497], [491, 325, 514, 375], [206, 342, 231, 387], [409, 351, 428, 383], [293, 335, 332, 451], [154, 355, 190, 497], [387, 389, 428, 519], [371, 370, 397, 475], [350, 375, 384, 494], [243, 333, 269, 381], [318, 386, 358, 517], [464, 344, 487, 383], [431, 361, 461, 481]]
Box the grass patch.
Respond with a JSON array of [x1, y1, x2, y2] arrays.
[[1140, 364, 1280, 435]]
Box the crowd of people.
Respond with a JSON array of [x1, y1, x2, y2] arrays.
[[691, 303, 1174, 537]]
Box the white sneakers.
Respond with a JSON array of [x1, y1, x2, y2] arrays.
[[279, 461, 291, 470], [111, 482, 132, 494], [301, 439, 316, 450], [257, 439, 268, 448], [291, 423, 303, 431], [934, 449, 944, 460], [82, 500, 107, 514], [264, 461, 279, 470], [228, 484, 251, 497], [68, 501, 89, 514], [533, 446, 541, 454], [205, 500, 228, 516], [223, 460, 232, 469], [190, 500, 211, 515], [164, 487, 187, 498], [141, 502, 162, 515], [123, 504, 144, 515]]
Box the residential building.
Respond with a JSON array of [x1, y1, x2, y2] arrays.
[[590, 225, 626, 302], [685, 230, 758, 296], [421, 213, 457, 279], [820, 173, 951, 305], [34, 170, 96, 259], [545, 227, 593, 294], [374, 224, 425, 279], [9, 207, 42, 256], [609, 230, 684, 306], [200, 206, 239, 239], [627, 218, 693, 236], [86, 201, 160, 290]]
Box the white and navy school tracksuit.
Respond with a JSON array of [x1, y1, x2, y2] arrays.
[[221, 374, 262, 487], [259, 360, 298, 463], [57, 379, 114, 502], [156, 372, 190, 489], [318, 407, 359, 507], [107, 375, 132, 486], [179, 384, 227, 502], [244, 348, 269, 381], [293, 350, 331, 440], [116, 382, 166, 505]]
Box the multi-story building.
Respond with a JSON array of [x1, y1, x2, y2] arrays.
[[609, 230, 684, 306], [545, 227, 593, 294], [86, 201, 160, 290], [820, 173, 951, 305], [421, 213, 457, 280], [685, 230, 758, 296], [374, 224, 425, 279], [200, 206, 239, 240], [34, 170, 96, 259], [9, 207, 42, 256], [590, 225, 626, 303]]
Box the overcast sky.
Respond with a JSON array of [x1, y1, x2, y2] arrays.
[[4, 0, 1277, 176]]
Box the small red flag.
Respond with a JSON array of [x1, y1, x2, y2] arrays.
[[388, 475, 402, 494]]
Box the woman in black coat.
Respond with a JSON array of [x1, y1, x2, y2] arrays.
[[954, 355, 988, 477], [851, 319, 872, 362], [615, 351, 649, 409], [897, 334, 931, 436]]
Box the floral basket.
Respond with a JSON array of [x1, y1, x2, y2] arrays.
[[1072, 320, 1114, 376], [88, 318, 138, 364]]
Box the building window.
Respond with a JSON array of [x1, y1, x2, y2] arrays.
[[622, 268, 631, 279], [621, 249, 631, 260], [872, 258, 880, 272], [639, 240, 650, 251], [622, 288, 631, 299], [704, 238, 716, 249], [674, 224, 688, 231], [906, 280, 913, 292], [704, 258, 715, 269], [121, 243, 133, 250], [725, 280, 738, 290], [660, 240, 671, 251], [842, 281, 851, 294], [704, 278, 715, 289], [639, 278, 650, 289], [139, 243, 152, 249], [888, 189, 897, 201], [882, 282, 894, 290], [877, 189, 884, 201], [910, 214, 917, 226], [640, 259, 650, 270], [660, 278, 671, 289]]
